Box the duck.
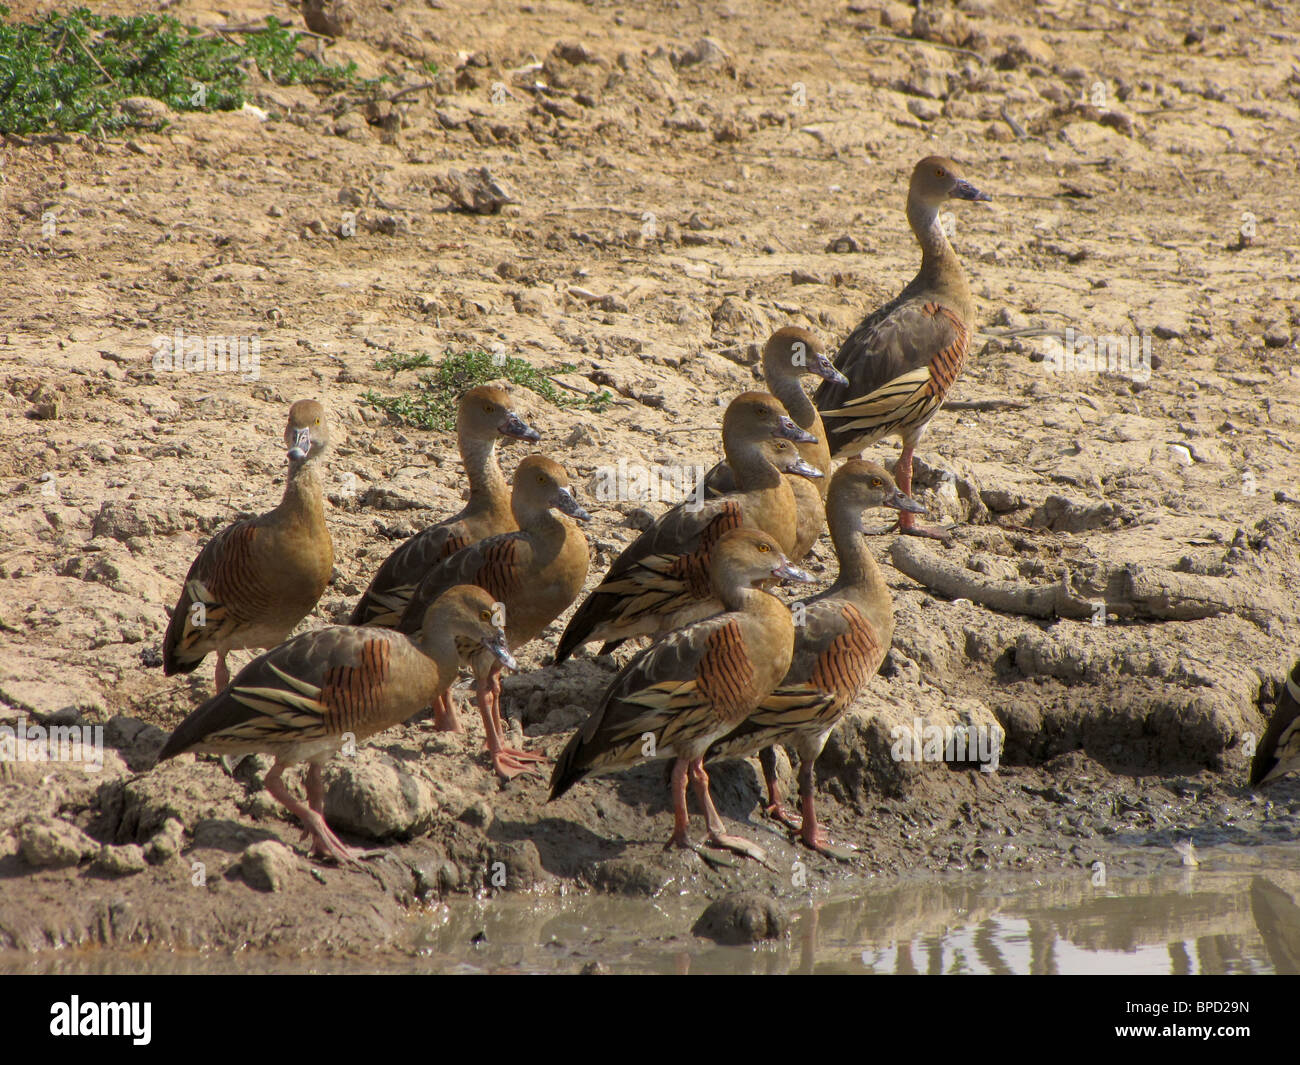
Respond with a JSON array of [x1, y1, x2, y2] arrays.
[[396, 455, 591, 779], [703, 327, 848, 559], [555, 392, 819, 663], [815, 156, 991, 541], [705, 460, 921, 858], [349, 385, 538, 732], [162, 400, 335, 691], [1250, 659, 1300, 788], [549, 528, 813, 862], [156, 584, 514, 864]]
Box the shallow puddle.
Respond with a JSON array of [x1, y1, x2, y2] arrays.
[[7, 846, 1297, 974]]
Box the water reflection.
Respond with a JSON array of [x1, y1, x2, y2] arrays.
[[5, 861, 1298, 975]]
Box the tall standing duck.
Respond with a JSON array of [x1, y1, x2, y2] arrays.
[[706, 461, 921, 858], [350, 385, 538, 731], [397, 455, 591, 779], [815, 156, 991, 540], [157, 585, 514, 863], [1250, 660, 1300, 788], [163, 400, 335, 691], [704, 327, 848, 558], [555, 392, 819, 662], [549, 528, 813, 862]]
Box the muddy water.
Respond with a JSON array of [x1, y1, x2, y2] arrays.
[[7, 847, 1296, 975]]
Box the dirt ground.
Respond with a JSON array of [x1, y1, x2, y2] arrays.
[[1, 0, 1299, 958]]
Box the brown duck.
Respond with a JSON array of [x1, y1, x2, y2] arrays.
[[549, 528, 813, 862], [156, 585, 514, 864], [703, 327, 848, 558], [397, 455, 591, 779], [706, 461, 921, 858], [815, 156, 991, 540], [163, 400, 335, 691], [1250, 659, 1300, 788], [350, 385, 537, 731], [555, 392, 819, 662]]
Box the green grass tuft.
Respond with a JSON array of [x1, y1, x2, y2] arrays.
[[0, 7, 379, 135], [364, 348, 614, 432]]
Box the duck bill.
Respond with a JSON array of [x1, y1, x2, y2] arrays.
[[554, 486, 592, 522], [483, 633, 517, 671], [775, 415, 817, 444], [886, 489, 925, 513], [812, 354, 850, 388], [773, 561, 815, 583], [287, 426, 311, 461], [785, 458, 824, 480], [500, 411, 541, 442], [953, 179, 992, 203]]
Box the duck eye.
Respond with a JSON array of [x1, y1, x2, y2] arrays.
[[480, 610, 491, 622], [935, 167, 947, 178], [484, 404, 496, 414], [871, 478, 882, 487], [537, 475, 546, 485], [314, 418, 321, 425], [757, 542, 770, 553]]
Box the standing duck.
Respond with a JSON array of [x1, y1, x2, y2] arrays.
[[706, 461, 921, 858], [815, 156, 991, 540], [1250, 660, 1300, 788], [555, 392, 819, 662], [549, 528, 813, 862], [397, 455, 591, 779], [350, 385, 538, 731], [703, 327, 848, 558], [163, 400, 335, 691], [156, 585, 514, 864]]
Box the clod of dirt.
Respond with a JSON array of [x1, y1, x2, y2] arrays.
[[692, 892, 790, 945], [302, 0, 354, 38], [323, 755, 440, 840], [18, 818, 98, 869], [93, 843, 148, 877], [240, 840, 297, 892], [434, 167, 517, 214]]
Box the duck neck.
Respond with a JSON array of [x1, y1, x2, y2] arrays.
[[462, 433, 508, 518], [278, 456, 327, 525], [417, 627, 461, 688], [513, 503, 566, 551], [907, 196, 971, 315], [768, 373, 816, 432], [727, 442, 782, 491], [828, 505, 892, 631]]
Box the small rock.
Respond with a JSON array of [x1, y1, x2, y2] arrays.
[[458, 799, 494, 830], [324, 757, 437, 839], [240, 840, 297, 892], [93, 844, 148, 877], [791, 268, 824, 285], [674, 38, 729, 68], [825, 234, 862, 253], [302, 0, 354, 37], [19, 818, 98, 869], [117, 96, 172, 130], [144, 817, 185, 863], [907, 98, 942, 122], [693, 892, 790, 944]]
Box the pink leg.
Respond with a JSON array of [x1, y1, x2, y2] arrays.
[[475, 668, 539, 780], [663, 758, 692, 849], [796, 758, 854, 861], [263, 761, 364, 864], [214, 651, 230, 691], [759, 746, 802, 831], [486, 662, 546, 765], [690, 758, 769, 864], [896, 444, 952, 542], [431, 691, 462, 733]]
